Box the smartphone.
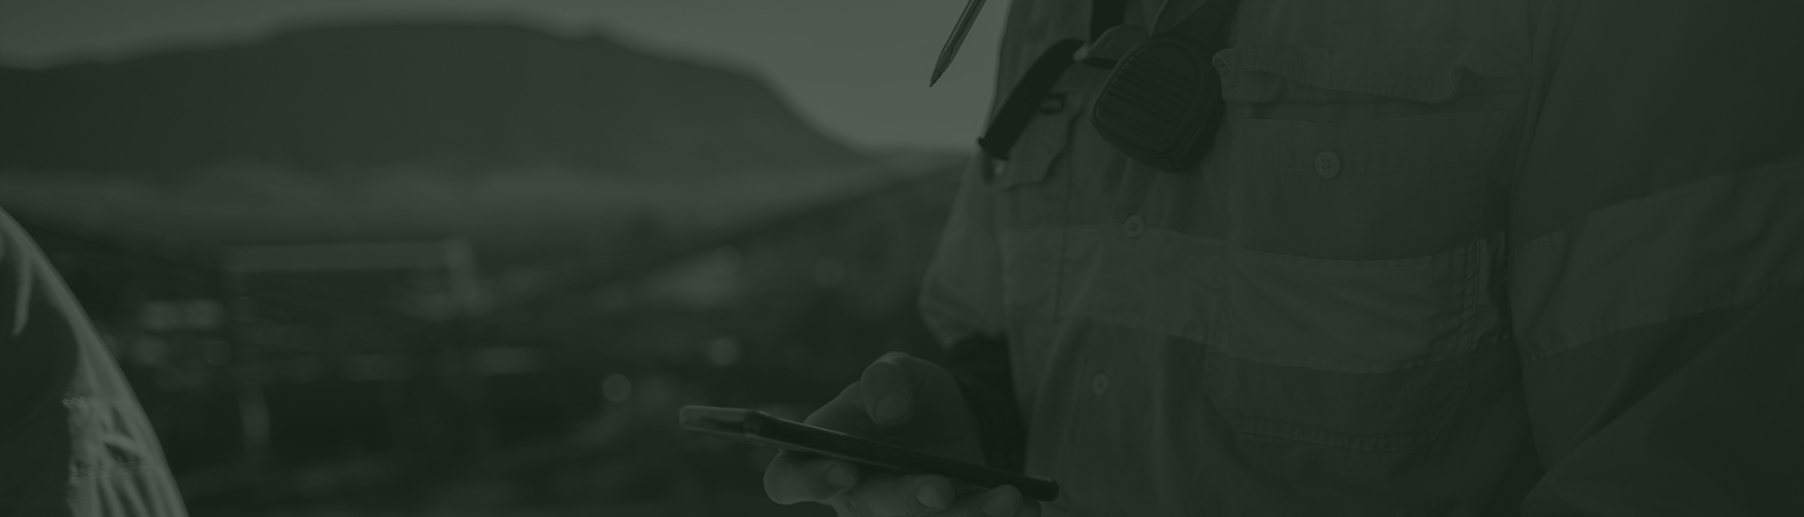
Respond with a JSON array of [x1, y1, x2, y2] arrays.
[[678, 405, 1060, 502]]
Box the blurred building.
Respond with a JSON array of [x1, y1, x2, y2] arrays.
[[5, 163, 962, 515]]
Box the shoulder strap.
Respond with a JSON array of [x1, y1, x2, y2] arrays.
[[1091, 0, 1127, 40], [977, 38, 1084, 160], [977, 0, 1129, 160]]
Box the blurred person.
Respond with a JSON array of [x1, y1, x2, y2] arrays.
[[1, 207, 190, 517], [765, 0, 1804, 515]]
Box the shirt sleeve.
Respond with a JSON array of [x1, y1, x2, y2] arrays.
[[1510, 0, 1804, 514], [0, 208, 191, 517], [915, 33, 1032, 467], [918, 152, 1009, 349], [919, 152, 1030, 472]]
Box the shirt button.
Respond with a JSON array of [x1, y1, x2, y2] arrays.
[[1315, 151, 1341, 179], [1090, 372, 1110, 396], [1122, 214, 1145, 238], [992, 160, 1008, 177]]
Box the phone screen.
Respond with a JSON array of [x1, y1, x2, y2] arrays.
[[678, 405, 1060, 502]]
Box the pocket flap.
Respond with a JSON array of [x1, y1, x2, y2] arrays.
[[1226, 112, 1507, 258], [987, 90, 1085, 189], [1212, 43, 1519, 104], [1232, 111, 1507, 178]]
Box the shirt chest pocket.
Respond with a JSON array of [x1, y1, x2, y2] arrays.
[[1200, 43, 1517, 452], [1215, 41, 1520, 256]]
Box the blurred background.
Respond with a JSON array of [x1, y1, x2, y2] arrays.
[[0, 1, 1011, 515]]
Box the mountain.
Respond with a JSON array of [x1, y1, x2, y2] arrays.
[[0, 22, 869, 175]]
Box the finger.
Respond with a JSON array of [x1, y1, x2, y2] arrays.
[[1014, 495, 1043, 517], [922, 485, 1042, 517], [764, 451, 858, 504], [834, 472, 956, 517], [800, 381, 867, 429], [860, 352, 927, 425]]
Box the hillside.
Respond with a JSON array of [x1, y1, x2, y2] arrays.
[[0, 22, 869, 175]]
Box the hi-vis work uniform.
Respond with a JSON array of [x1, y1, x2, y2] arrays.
[[921, 0, 1804, 514], [1, 207, 190, 517]]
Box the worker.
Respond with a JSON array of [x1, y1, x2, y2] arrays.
[[0, 206, 191, 516], [765, 0, 1804, 515]]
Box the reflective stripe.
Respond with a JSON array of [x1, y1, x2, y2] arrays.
[[1042, 224, 1500, 373], [1511, 158, 1804, 362]]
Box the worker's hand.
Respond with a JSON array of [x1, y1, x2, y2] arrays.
[[764, 351, 1040, 516]]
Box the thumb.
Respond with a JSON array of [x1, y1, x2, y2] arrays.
[[859, 352, 931, 426]]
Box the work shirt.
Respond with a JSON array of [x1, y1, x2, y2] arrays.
[[0, 207, 190, 517], [919, 0, 1804, 514]]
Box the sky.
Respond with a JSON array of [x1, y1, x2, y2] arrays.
[[0, 0, 1012, 151]]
